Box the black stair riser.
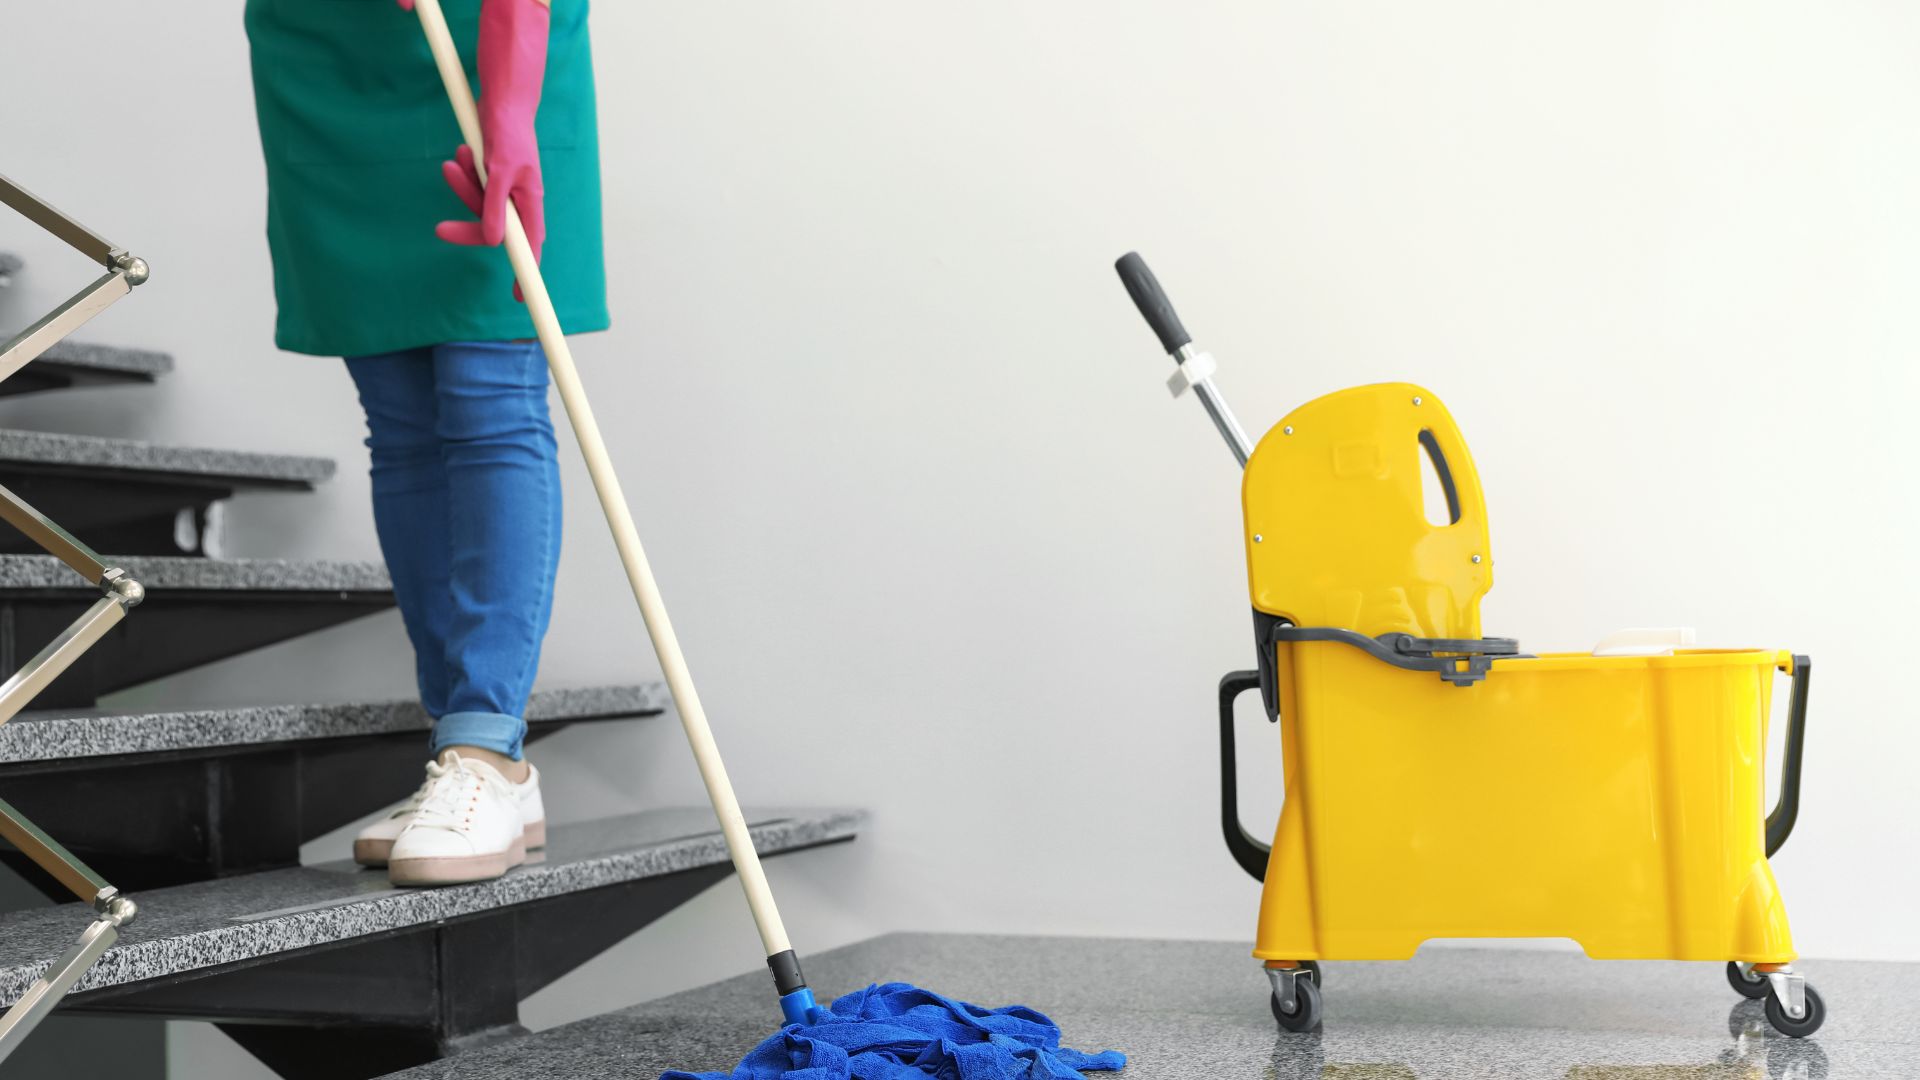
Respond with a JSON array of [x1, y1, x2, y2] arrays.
[[0, 467, 310, 557], [0, 361, 159, 397], [0, 590, 393, 708], [61, 862, 729, 1020], [0, 720, 610, 893]]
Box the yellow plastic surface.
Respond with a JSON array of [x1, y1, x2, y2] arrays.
[[1242, 385, 1797, 964], [1242, 383, 1490, 637]]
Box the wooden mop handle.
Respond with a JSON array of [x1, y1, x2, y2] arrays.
[[409, 0, 795, 961]]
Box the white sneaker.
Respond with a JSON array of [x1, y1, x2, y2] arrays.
[[352, 758, 546, 867], [386, 754, 545, 886]]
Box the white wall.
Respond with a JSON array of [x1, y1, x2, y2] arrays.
[[5, 2, 1919, 1076]]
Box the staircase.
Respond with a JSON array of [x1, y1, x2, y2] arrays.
[[0, 340, 167, 398], [0, 249, 863, 1078]]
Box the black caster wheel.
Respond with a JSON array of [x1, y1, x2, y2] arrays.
[[1764, 983, 1826, 1039], [1727, 961, 1770, 1000], [1270, 976, 1323, 1033], [1298, 960, 1323, 988]]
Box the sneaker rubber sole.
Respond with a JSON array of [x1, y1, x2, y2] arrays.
[[389, 835, 529, 887], [362, 818, 546, 873]]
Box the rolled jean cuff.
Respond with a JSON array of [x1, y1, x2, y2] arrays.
[[431, 711, 528, 761]]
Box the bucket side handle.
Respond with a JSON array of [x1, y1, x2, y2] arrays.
[[1766, 655, 1812, 858], [1218, 671, 1273, 882]]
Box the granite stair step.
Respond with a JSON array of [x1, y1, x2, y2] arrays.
[[4, 808, 863, 1079], [0, 255, 166, 393], [0, 340, 172, 397], [0, 683, 667, 767], [0, 554, 392, 709], [0, 684, 671, 889], [0, 428, 336, 556]]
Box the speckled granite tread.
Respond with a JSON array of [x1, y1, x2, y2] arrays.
[[29, 340, 173, 376], [0, 683, 668, 763], [0, 808, 862, 1007], [0, 428, 334, 485], [0, 554, 389, 592], [378, 934, 1920, 1079]]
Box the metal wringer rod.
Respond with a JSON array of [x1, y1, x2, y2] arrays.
[[0, 172, 151, 1062]]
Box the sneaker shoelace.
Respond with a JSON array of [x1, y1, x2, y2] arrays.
[[386, 774, 436, 820], [410, 756, 515, 834]]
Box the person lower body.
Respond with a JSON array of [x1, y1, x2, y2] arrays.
[[342, 340, 563, 886]]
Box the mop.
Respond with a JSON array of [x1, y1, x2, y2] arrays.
[[405, 3, 1124, 1076]]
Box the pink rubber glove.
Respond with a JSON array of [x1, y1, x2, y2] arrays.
[[439, 146, 537, 301], [407, 0, 551, 296]]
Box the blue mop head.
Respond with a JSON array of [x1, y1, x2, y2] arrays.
[[662, 982, 1127, 1080]]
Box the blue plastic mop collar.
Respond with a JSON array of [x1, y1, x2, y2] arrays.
[[778, 988, 822, 1027]]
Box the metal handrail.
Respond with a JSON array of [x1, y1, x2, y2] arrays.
[[0, 171, 150, 1064]]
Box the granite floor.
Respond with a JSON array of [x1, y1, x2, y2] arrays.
[[382, 933, 1917, 1079]]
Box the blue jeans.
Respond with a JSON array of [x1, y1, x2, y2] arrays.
[[344, 340, 562, 761]]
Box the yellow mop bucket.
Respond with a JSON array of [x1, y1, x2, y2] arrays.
[[1114, 253, 1823, 1039]]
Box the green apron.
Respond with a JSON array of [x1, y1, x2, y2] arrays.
[[244, 0, 608, 357]]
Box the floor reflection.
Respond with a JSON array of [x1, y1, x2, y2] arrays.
[[1262, 1034, 1324, 1080], [1260, 1002, 1830, 1080], [1559, 1060, 1758, 1068], [1724, 1000, 1831, 1080]]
